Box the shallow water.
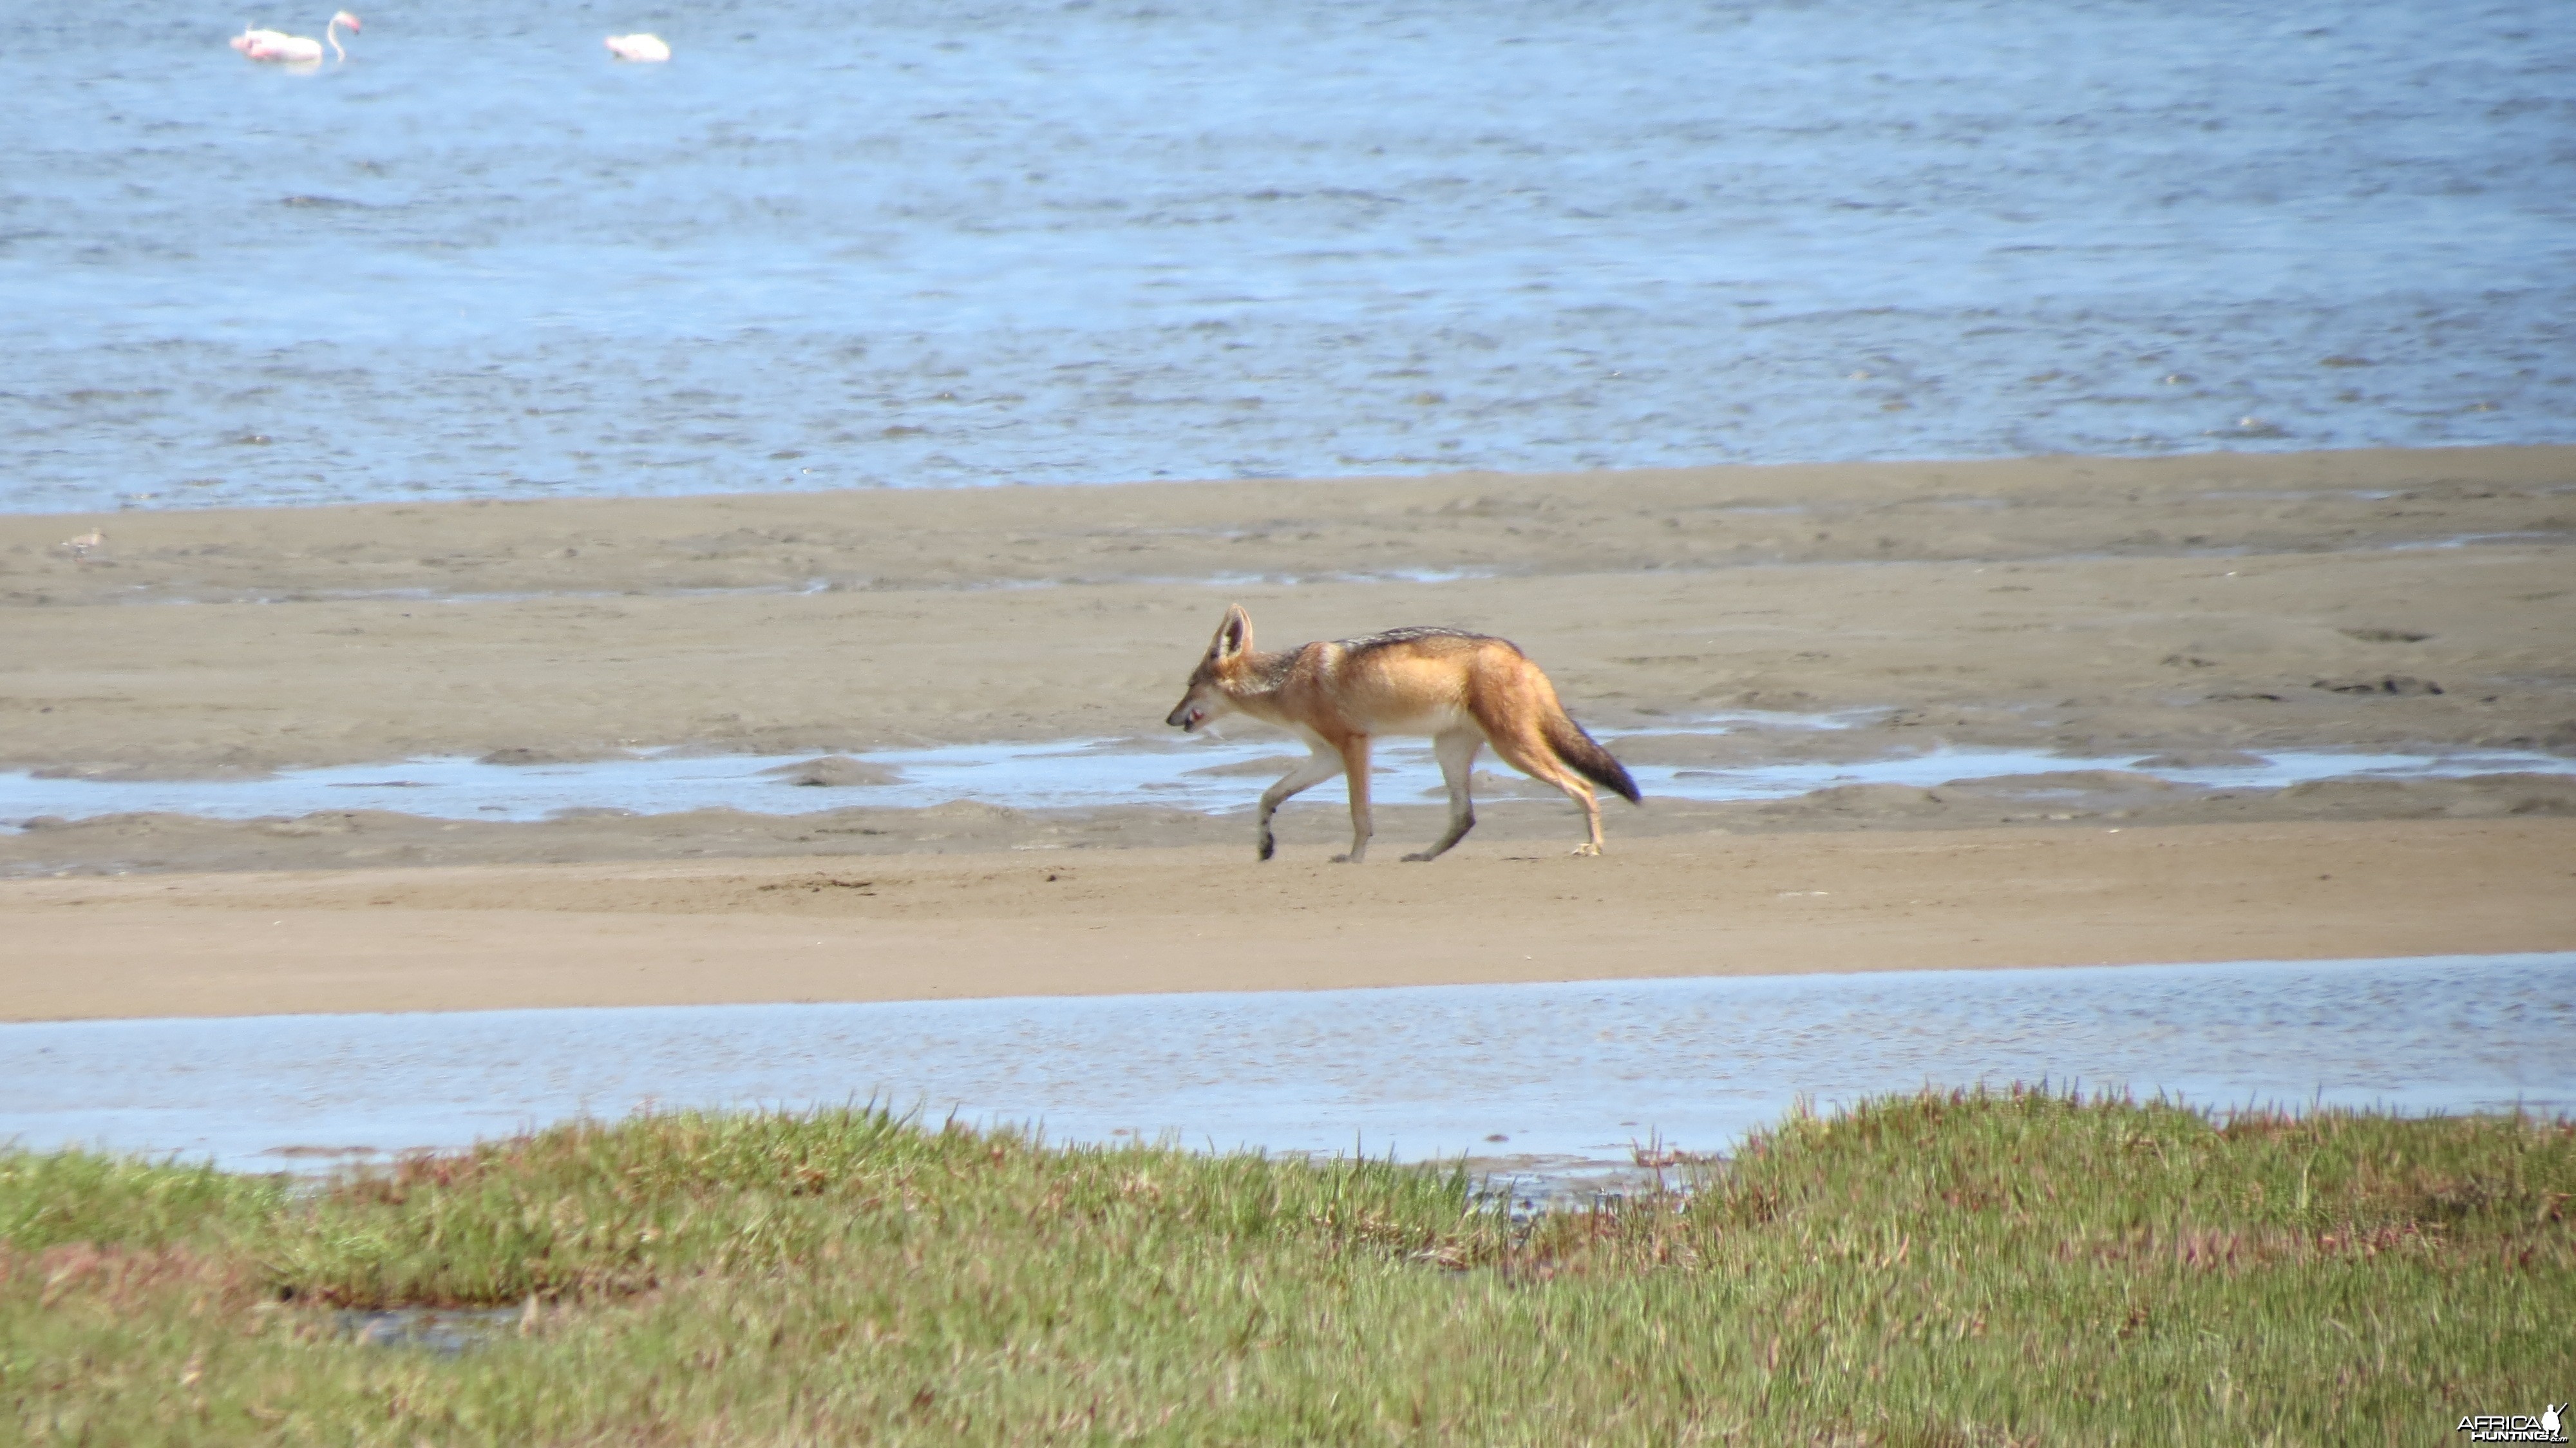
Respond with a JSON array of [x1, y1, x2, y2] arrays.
[[2, 954, 2568, 1175], [8, 0, 2570, 513], [4, 731, 2568, 824], [336, 1306, 520, 1356]]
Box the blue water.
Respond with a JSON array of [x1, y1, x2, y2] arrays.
[[3, 954, 2568, 1174], [6, 734, 2568, 826], [6, 0, 2570, 513]]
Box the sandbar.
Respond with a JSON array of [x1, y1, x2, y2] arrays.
[[3, 446, 2568, 1019]]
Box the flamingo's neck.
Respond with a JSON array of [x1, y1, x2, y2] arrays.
[[327, 15, 345, 61]]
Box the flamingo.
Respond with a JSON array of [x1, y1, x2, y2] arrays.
[[604, 32, 671, 62], [230, 10, 359, 66]]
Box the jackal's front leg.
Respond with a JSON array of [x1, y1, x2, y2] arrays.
[[1331, 735, 1374, 863], [1255, 747, 1345, 861]]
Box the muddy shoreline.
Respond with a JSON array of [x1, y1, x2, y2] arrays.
[[8, 769, 2575, 879]]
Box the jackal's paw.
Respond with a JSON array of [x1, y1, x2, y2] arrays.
[[1329, 852, 1365, 864], [1399, 850, 1437, 862], [1568, 843, 1602, 857]]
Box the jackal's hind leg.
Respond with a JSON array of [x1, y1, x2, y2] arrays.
[[1255, 747, 1345, 862], [1403, 729, 1482, 862], [1484, 723, 1607, 857], [1563, 788, 1607, 856]]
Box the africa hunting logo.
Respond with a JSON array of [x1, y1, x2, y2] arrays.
[[2459, 1404, 2568, 1443]]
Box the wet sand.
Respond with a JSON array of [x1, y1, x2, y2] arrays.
[[3, 446, 2571, 1018], [5, 820, 2571, 1022], [6, 446, 2571, 776]]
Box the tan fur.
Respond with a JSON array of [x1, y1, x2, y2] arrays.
[[1165, 605, 1640, 862]]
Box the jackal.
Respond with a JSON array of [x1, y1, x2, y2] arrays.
[[1165, 605, 1640, 862]]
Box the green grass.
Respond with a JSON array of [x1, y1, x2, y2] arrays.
[[5, 1090, 2568, 1445]]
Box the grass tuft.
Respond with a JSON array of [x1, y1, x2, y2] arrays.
[[5, 1090, 2568, 1444]]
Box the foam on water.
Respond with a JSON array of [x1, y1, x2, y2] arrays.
[[3, 954, 2568, 1174], [6, 0, 2570, 513], [5, 730, 2568, 825]]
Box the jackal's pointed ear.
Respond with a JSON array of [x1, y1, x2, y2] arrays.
[[1212, 604, 1252, 660]]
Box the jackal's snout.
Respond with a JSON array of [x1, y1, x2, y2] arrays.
[[1167, 680, 1222, 730]]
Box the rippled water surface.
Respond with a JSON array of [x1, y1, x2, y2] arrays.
[[3, 954, 2568, 1173], [8, 0, 2570, 513]]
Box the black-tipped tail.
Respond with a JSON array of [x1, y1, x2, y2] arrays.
[[1544, 714, 1641, 804]]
